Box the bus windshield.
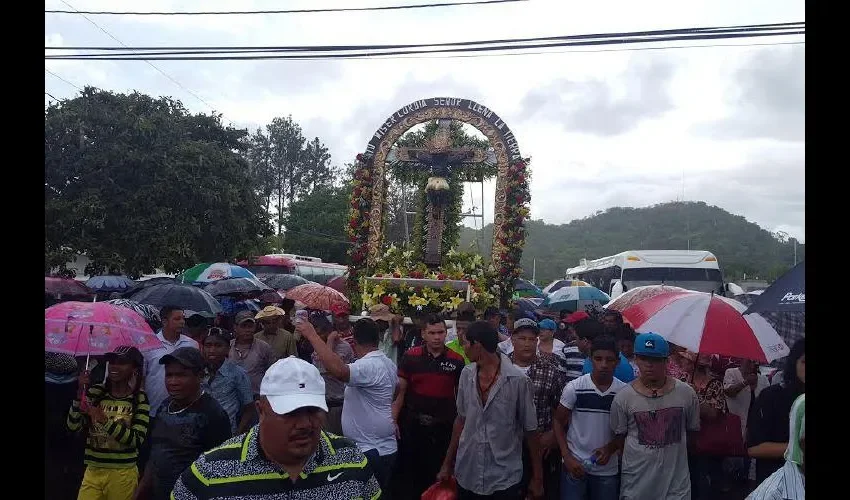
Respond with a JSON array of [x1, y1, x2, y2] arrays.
[[622, 267, 723, 294], [245, 265, 295, 275]]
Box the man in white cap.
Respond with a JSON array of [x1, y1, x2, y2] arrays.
[[171, 357, 382, 499]]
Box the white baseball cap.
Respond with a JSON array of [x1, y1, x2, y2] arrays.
[[260, 357, 328, 415]]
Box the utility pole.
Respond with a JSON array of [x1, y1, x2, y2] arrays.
[[532, 258, 537, 285]]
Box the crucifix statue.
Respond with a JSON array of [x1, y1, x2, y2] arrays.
[[394, 119, 488, 266]]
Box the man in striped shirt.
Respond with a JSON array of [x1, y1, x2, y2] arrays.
[[171, 357, 381, 499], [559, 313, 598, 382]]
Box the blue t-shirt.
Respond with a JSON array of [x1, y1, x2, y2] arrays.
[[582, 353, 636, 382]]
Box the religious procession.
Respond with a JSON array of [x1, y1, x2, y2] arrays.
[[46, 4, 805, 500]]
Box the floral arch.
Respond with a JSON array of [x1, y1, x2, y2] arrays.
[[347, 97, 530, 309]]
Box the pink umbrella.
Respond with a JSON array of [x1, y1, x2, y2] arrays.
[[45, 301, 163, 357], [286, 283, 350, 312], [615, 290, 790, 363], [45, 301, 163, 411]]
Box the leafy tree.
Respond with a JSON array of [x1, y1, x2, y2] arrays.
[[282, 184, 352, 264], [244, 117, 338, 235], [45, 87, 271, 277]]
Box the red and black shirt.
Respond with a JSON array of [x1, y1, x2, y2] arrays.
[[398, 346, 464, 424]]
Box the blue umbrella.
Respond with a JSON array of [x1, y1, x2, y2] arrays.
[[744, 261, 805, 314], [86, 275, 136, 293], [542, 285, 610, 313]]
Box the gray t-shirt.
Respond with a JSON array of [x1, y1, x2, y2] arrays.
[[610, 379, 700, 500]]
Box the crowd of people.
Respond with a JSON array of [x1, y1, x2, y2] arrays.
[[45, 299, 805, 500]]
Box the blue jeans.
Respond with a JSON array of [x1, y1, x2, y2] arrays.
[[560, 472, 619, 500]]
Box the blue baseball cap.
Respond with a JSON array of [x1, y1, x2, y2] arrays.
[[634, 333, 670, 358], [538, 319, 557, 331]]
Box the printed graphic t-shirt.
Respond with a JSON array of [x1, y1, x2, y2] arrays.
[[610, 379, 700, 500]]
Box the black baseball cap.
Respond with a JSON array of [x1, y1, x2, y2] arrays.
[[159, 347, 205, 371], [105, 345, 144, 367]]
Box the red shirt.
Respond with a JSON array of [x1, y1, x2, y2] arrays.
[[398, 346, 464, 423]]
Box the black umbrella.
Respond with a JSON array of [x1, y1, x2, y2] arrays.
[[203, 277, 273, 297], [257, 273, 311, 291], [744, 261, 805, 314], [128, 283, 223, 315]]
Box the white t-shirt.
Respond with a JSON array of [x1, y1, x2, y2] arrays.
[[559, 374, 626, 476], [723, 367, 769, 438], [342, 350, 399, 456]]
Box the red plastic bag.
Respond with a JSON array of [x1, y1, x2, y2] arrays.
[[421, 477, 458, 500]]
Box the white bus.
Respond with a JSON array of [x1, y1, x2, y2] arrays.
[[565, 250, 727, 299]]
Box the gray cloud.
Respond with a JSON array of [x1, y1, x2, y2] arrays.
[[532, 148, 805, 240], [517, 57, 676, 136], [694, 45, 804, 142]]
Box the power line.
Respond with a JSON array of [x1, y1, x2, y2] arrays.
[[44, 67, 82, 90], [57, 0, 222, 116], [46, 22, 803, 53], [45, 91, 59, 100], [45, 0, 526, 16], [46, 29, 804, 61]]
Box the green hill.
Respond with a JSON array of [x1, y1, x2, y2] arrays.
[[459, 201, 803, 285]]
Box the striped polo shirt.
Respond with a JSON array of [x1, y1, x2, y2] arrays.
[[66, 384, 151, 468], [171, 427, 382, 499]]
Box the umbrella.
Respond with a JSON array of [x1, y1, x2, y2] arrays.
[[616, 289, 789, 363], [735, 292, 805, 349], [128, 283, 223, 315], [326, 275, 347, 294], [130, 276, 176, 294], [286, 283, 350, 312], [257, 273, 311, 291], [105, 298, 163, 331], [542, 286, 610, 313], [203, 277, 272, 297], [513, 279, 544, 299], [514, 297, 544, 319], [542, 279, 589, 295], [744, 261, 805, 314], [177, 262, 259, 285], [258, 290, 285, 304], [218, 297, 262, 315], [45, 302, 162, 356], [606, 285, 690, 313], [45, 277, 93, 299], [85, 275, 136, 293]]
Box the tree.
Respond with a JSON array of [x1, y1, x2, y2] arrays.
[[45, 87, 272, 277], [244, 117, 338, 235], [282, 184, 352, 264]]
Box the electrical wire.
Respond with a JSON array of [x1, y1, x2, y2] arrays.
[[45, 91, 59, 100], [283, 227, 353, 245], [56, 0, 222, 116], [45, 0, 526, 16], [45, 29, 804, 61], [46, 22, 803, 53], [45, 68, 82, 90]]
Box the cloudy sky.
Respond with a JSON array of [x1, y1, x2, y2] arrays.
[[45, 0, 805, 241]]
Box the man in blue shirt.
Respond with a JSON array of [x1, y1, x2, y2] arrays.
[[202, 329, 256, 434]]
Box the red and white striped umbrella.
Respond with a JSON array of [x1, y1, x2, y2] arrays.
[[618, 289, 790, 363]]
